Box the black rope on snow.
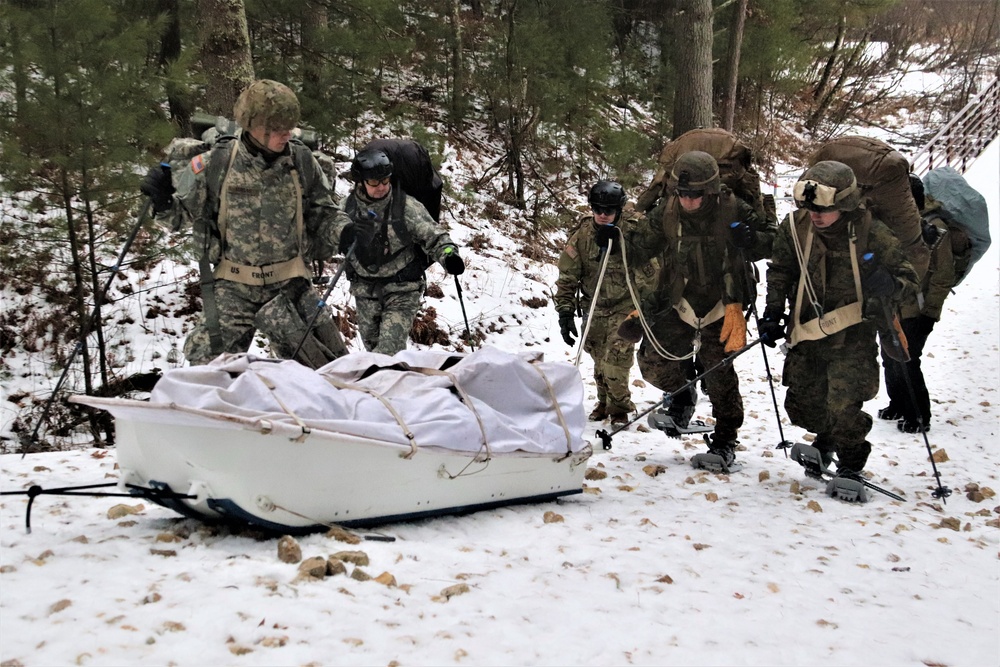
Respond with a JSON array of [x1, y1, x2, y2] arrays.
[[1, 482, 196, 533]]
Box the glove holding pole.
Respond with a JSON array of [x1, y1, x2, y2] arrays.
[[862, 252, 909, 362]]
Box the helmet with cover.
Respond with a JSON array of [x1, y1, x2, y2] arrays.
[[351, 149, 393, 182], [669, 151, 721, 196], [588, 180, 627, 212], [233, 80, 301, 133], [793, 160, 861, 212]]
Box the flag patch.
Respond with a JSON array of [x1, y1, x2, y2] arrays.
[[191, 154, 205, 174]]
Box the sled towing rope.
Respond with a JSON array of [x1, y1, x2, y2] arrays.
[[595, 339, 762, 450]]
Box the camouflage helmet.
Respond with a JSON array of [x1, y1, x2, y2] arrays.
[[588, 180, 627, 210], [233, 80, 300, 133], [669, 151, 721, 196], [794, 161, 861, 212], [351, 148, 393, 182]]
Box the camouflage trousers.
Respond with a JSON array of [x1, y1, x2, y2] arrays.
[[184, 278, 346, 369], [583, 306, 637, 414], [783, 324, 879, 471], [352, 281, 423, 356], [637, 309, 744, 442]]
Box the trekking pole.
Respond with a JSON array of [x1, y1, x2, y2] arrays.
[[453, 274, 476, 351], [21, 198, 155, 458], [292, 241, 356, 360], [732, 225, 793, 457], [863, 252, 951, 503], [595, 339, 762, 450]]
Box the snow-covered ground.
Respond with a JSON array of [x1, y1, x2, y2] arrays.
[[1, 136, 997, 666]]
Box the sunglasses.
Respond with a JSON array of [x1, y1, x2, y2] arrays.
[[591, 205, 618, 217], [364, 177, 391, 187]]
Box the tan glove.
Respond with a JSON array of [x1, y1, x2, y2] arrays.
[[719, 303, 747, 353], [617, 310, 644, 344]]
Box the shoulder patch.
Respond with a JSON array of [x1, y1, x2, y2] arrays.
[[564, 243, 579, 260], [190, 154, 206, 174]]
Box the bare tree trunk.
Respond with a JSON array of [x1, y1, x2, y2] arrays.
[[720, 0, 748, 131], [812, 15, 846, 105], [450, 0, 465, 128], [672, 0, 714, 137], [197, 0, 255, 117], [158, 0, 192, 135], [302, 0, 328, 104]]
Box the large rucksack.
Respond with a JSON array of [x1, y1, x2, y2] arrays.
[[808, 136, 930, 281], [636, 128, 773, 222], [361, 138, 444, 222], [922, 166, 991, 285]]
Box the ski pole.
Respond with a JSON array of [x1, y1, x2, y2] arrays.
[[732, 224, 793, 457], [292, 241, 356, 360], [21, 198, 155, 458], [863, 252, 950, 502], [453, 274, 476, 351], [596, 339, 762, 450]]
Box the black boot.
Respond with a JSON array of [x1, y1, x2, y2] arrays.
[[877, 404, 904, 421]]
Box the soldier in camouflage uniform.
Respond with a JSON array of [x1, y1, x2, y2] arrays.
[[334, 149, 464, 355], [140, 79, 347, 368], [554, 181, 658, 425], [759, 161, 918, 483], [624, 151, 775, 466]]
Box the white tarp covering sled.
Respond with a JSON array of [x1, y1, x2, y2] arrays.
[[74, 346, 592, 531]]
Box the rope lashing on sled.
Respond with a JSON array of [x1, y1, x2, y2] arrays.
[[266, 501, 396, 542], [321, 377, 419, 458], [253, 372, 311, 442], [527, 361, 574, 456]]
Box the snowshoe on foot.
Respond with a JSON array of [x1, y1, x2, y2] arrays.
[[897, 418, 930, 433], [790, 443, 835, 481], [609, 412, 631, 427], [691, 435, 741, 473], [648, 409, 713, 437], [826, 468, 871, 503], [877, 404, 904, 421]]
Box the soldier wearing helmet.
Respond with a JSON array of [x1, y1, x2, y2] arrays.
[[334, 147, 463, 355], [139, 79, 348, 368], [761, 160, 918, 500], [620, 150, 777, 471], [554, 180, 658, 425]]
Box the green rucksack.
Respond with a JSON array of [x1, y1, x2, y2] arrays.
[[922, 166, 991, 285]]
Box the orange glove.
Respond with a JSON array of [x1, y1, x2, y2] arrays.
[[719, 303, 747, 353]]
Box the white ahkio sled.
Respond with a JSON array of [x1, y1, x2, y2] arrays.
[[73, 347, 592, 534]]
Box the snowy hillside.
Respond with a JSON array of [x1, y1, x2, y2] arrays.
[[0, 134, 996, 666]]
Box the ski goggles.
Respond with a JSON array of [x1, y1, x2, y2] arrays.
[[591, 205, 618, 216], [364, 177, 391, 187]]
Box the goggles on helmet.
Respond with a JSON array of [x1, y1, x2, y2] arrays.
[[793, 179, 841, 211]]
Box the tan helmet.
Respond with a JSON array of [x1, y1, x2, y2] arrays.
[[793, 160, 861, 212], [669, 151, 721, 196], [233, 79, 300, 133]]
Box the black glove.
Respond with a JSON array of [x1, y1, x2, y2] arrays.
[[921, 219, 943, 247], [140, 164, 174, 214], [443, 248, 465, 275], [729, 221, 755, 249], [757, 308, 786, 348], [558, 313, 578, 347], [595, 224, 618, 251], [338, 222, 375, 255], [862, 266, 896, 298]]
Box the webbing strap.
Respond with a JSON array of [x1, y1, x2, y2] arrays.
[[214, 255, 311, 286], [789, 221, 865, 346], [673, 298, 726, 330]]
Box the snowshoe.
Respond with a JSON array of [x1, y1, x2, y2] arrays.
[[790, 442, 834, 481], [648, 409, 713, 438], [690, 435, 741, 473], [826, 469, 871, 503]]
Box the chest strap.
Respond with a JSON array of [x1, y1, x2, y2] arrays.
[[788, 222, 864, 346], [213, 255, 312, 286]]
